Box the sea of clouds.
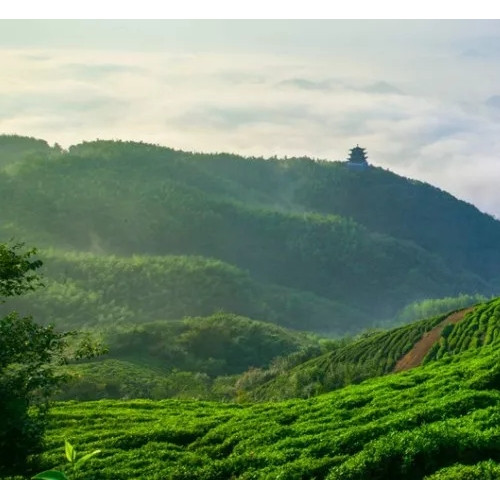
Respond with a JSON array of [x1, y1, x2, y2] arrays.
[[2, 20, 500, 217]]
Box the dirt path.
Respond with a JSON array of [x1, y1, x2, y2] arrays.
[[393, 307, 474, 373]]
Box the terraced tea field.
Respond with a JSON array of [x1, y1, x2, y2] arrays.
[[40, 339, 500, 479]]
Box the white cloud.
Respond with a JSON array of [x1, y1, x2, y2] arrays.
[[1, 21, 500, 218]]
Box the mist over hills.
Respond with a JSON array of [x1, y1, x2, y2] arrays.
[[1, 134, 498, 334]]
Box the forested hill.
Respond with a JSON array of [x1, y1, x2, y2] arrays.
[[0, 135, 53, 168], [1, 135, 499, 331]]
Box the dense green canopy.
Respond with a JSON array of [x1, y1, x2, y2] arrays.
[[1, 135, 498, 332]]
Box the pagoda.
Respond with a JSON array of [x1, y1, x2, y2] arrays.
[[347, 145, 369, 171]]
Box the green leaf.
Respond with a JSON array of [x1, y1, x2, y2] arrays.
[[32, 470, 68, 480], [76, 449, 101, 466], [65, 440, 77, 463]]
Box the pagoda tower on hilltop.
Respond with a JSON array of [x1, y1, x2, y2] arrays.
[[347, 145, 369, 171]]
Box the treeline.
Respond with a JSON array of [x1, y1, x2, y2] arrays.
[[0, 135, 53, 168], [395, 293, 487, 324]]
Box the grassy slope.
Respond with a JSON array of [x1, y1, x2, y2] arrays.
[[40, 338, 500, 479], [38, 301, 500, 479]]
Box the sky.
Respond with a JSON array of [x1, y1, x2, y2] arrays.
[[2, 19, 500, 217]]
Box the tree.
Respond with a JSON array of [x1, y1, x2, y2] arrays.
[[0, 242, 42, 299], [0, 242, 100, 477]]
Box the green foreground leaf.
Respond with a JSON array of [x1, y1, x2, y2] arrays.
[[76, 450, 101, 465], [65, 440, 77, 463], [32, 470, 68, 480]]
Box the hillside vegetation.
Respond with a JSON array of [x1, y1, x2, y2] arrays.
[[240, 299, 500, 401], [39, 333, 500, 479], [424, 298, 500, 362], [394, 293, 487, 324], [237, 313, 449, 400], [1, 135, 498, 331], [2, 136, 500, 480], [0, 135, 52, 168], [56, 313, 329, 401], [0, 250, 363, 333], [52, 299, 500, 403]]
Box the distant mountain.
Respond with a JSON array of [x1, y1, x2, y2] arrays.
[[0, 135, 499, 332]]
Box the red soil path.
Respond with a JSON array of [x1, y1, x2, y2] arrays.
[[393, 307, 475, 373]]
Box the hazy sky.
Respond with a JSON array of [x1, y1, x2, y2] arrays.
[[2, 20, 500, 216]]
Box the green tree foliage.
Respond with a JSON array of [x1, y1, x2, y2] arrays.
[[0, 251, 362, 334], [0, 242, 42, 298], [55, 313, 325, 401], [0, 135, 53, 168], [0, 244, 58, 475], [395, 293, 487, 324], [0, 314, 69, 465], [292, 157, 500, 282], [0, 243, 99, 477], [1, 136, 496, 330]]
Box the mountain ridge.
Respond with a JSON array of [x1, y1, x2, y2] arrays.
[[1, 134, 498, 331]]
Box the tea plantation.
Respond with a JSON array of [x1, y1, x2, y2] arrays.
[[240, 313, 450, 400], [425, 299, 500, 362], [39, 336, 500, 479]]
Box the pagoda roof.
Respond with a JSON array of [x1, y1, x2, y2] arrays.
[[347, 144, 369, 168]]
